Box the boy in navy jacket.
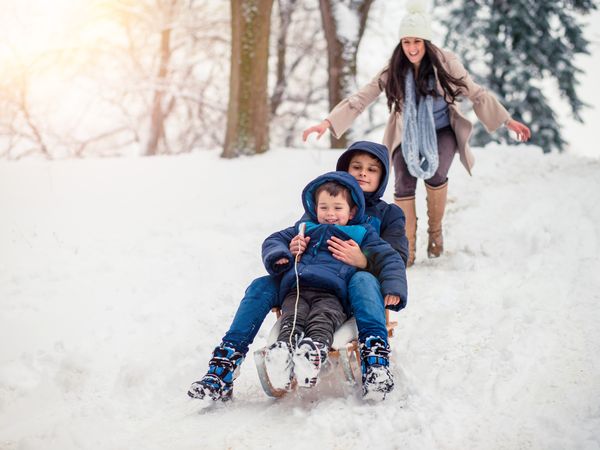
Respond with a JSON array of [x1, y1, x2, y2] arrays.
[[261, 171, 405, 390]]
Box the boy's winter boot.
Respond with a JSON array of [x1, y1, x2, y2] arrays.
[[360, 336, 394, 401], [187, 343, 245, 402], [394, 196, 417, 266], [293, 337, 328, 388], [264, 341, 294, 391], [425, 181, 448, 258]]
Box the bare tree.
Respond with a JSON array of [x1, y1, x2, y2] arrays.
[[268, 1, 328, 147], [0, 56, 55, 160], [271, 0, 298, 116], [319, 0, 374, 148], [222, 0, 275, 158], [145, 2, 175, 156], [1, 1, 379, 159], [90, 0, 230, 156]]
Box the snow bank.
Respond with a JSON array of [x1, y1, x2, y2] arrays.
[[1, 145, 599, 449]]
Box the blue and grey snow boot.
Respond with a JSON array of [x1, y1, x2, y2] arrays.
[[188, 343, 245, 402], [360, 336, 394, 401]]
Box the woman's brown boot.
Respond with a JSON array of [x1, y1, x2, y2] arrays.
[[394, 196, 417, 267], [425, 181, 448, 258]]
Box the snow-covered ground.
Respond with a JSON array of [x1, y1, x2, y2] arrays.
[[1, 144, 599, 449]]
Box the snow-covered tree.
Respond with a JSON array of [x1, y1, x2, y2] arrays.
[[100, 0, 230, 156], [0, 0, 231, 159], [319, 0, 374, 148], [269, 0, 328, 147], [441, 0, 597, 153]]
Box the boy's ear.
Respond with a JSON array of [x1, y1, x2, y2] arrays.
[[349, 206, 357, 220]]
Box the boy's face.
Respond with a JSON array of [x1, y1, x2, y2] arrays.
[[316, 191, 355, 226], [347, 154, 382, 193]]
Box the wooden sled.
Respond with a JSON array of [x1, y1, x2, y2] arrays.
[[254, 308, 397, 398]]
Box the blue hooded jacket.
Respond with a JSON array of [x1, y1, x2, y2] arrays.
[[262, 171, 406, 314], [336, 141, 410, 274]]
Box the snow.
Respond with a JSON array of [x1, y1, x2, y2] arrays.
[[1, 145, 600, 449]]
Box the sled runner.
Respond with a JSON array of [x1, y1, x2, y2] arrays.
[[254, 308, 397, 398]]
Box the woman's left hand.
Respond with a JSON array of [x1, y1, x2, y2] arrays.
[[327, 236, 368, 269], [384, 295, 400, 306], [506, 119, 531, 142]]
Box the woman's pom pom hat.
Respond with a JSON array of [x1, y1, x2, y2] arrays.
[[399, 0, 433, 41]]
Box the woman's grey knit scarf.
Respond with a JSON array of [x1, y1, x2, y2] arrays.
[[401, 70, 438, 179]]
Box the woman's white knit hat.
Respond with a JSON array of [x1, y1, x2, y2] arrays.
[[399, 0, 433, 41]]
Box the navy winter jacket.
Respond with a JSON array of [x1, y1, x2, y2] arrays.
[[262, 172, 406, 315]]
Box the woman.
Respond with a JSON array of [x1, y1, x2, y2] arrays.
[[303, 1, 531, 266]]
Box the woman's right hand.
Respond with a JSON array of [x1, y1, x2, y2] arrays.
[[289, 235, 311, 256], [302, 120, 330, 142], [506, 118, 531, 142]]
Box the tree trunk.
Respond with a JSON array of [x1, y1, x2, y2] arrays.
[[319, 0, 374, 148], [223, 0, 274, 158], [145, 26, 172, 156], [270, 0, 297, 117]]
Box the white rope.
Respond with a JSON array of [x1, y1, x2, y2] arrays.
[[288, 223, 305, 348]]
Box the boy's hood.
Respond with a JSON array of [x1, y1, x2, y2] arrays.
[[302, 171, 365, 225], [335, 141, 390, 203]]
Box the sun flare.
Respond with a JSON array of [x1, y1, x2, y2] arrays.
[[0, 0, 81, 61]]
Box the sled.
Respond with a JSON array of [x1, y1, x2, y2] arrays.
[[253, 308, 397, 398]]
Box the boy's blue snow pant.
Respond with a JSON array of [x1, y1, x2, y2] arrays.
[[348, 272, 388, 344], [221, 272, 388, 355], [222, 275, 280, 355]]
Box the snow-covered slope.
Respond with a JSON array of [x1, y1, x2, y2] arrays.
[[1, 145, 599, 450]]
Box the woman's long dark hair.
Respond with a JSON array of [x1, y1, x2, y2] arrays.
[[384, 40, 467, 113]]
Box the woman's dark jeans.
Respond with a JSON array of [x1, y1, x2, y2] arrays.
[[393, 126, 458, 198]]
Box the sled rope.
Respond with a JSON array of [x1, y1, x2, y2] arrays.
[[289, 223, 305, 348]]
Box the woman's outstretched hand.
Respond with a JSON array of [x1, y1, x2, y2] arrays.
[[327, 236, 367, 269], [506, 119, 531, 142], [302, 119, 330, 142]]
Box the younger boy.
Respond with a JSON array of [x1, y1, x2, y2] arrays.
[[260, 171, 405, 391]]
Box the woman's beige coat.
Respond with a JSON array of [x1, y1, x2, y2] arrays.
[[326, 48, 510, 175]]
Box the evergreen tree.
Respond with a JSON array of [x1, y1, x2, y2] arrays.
[[441, 0, 597, 152]]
